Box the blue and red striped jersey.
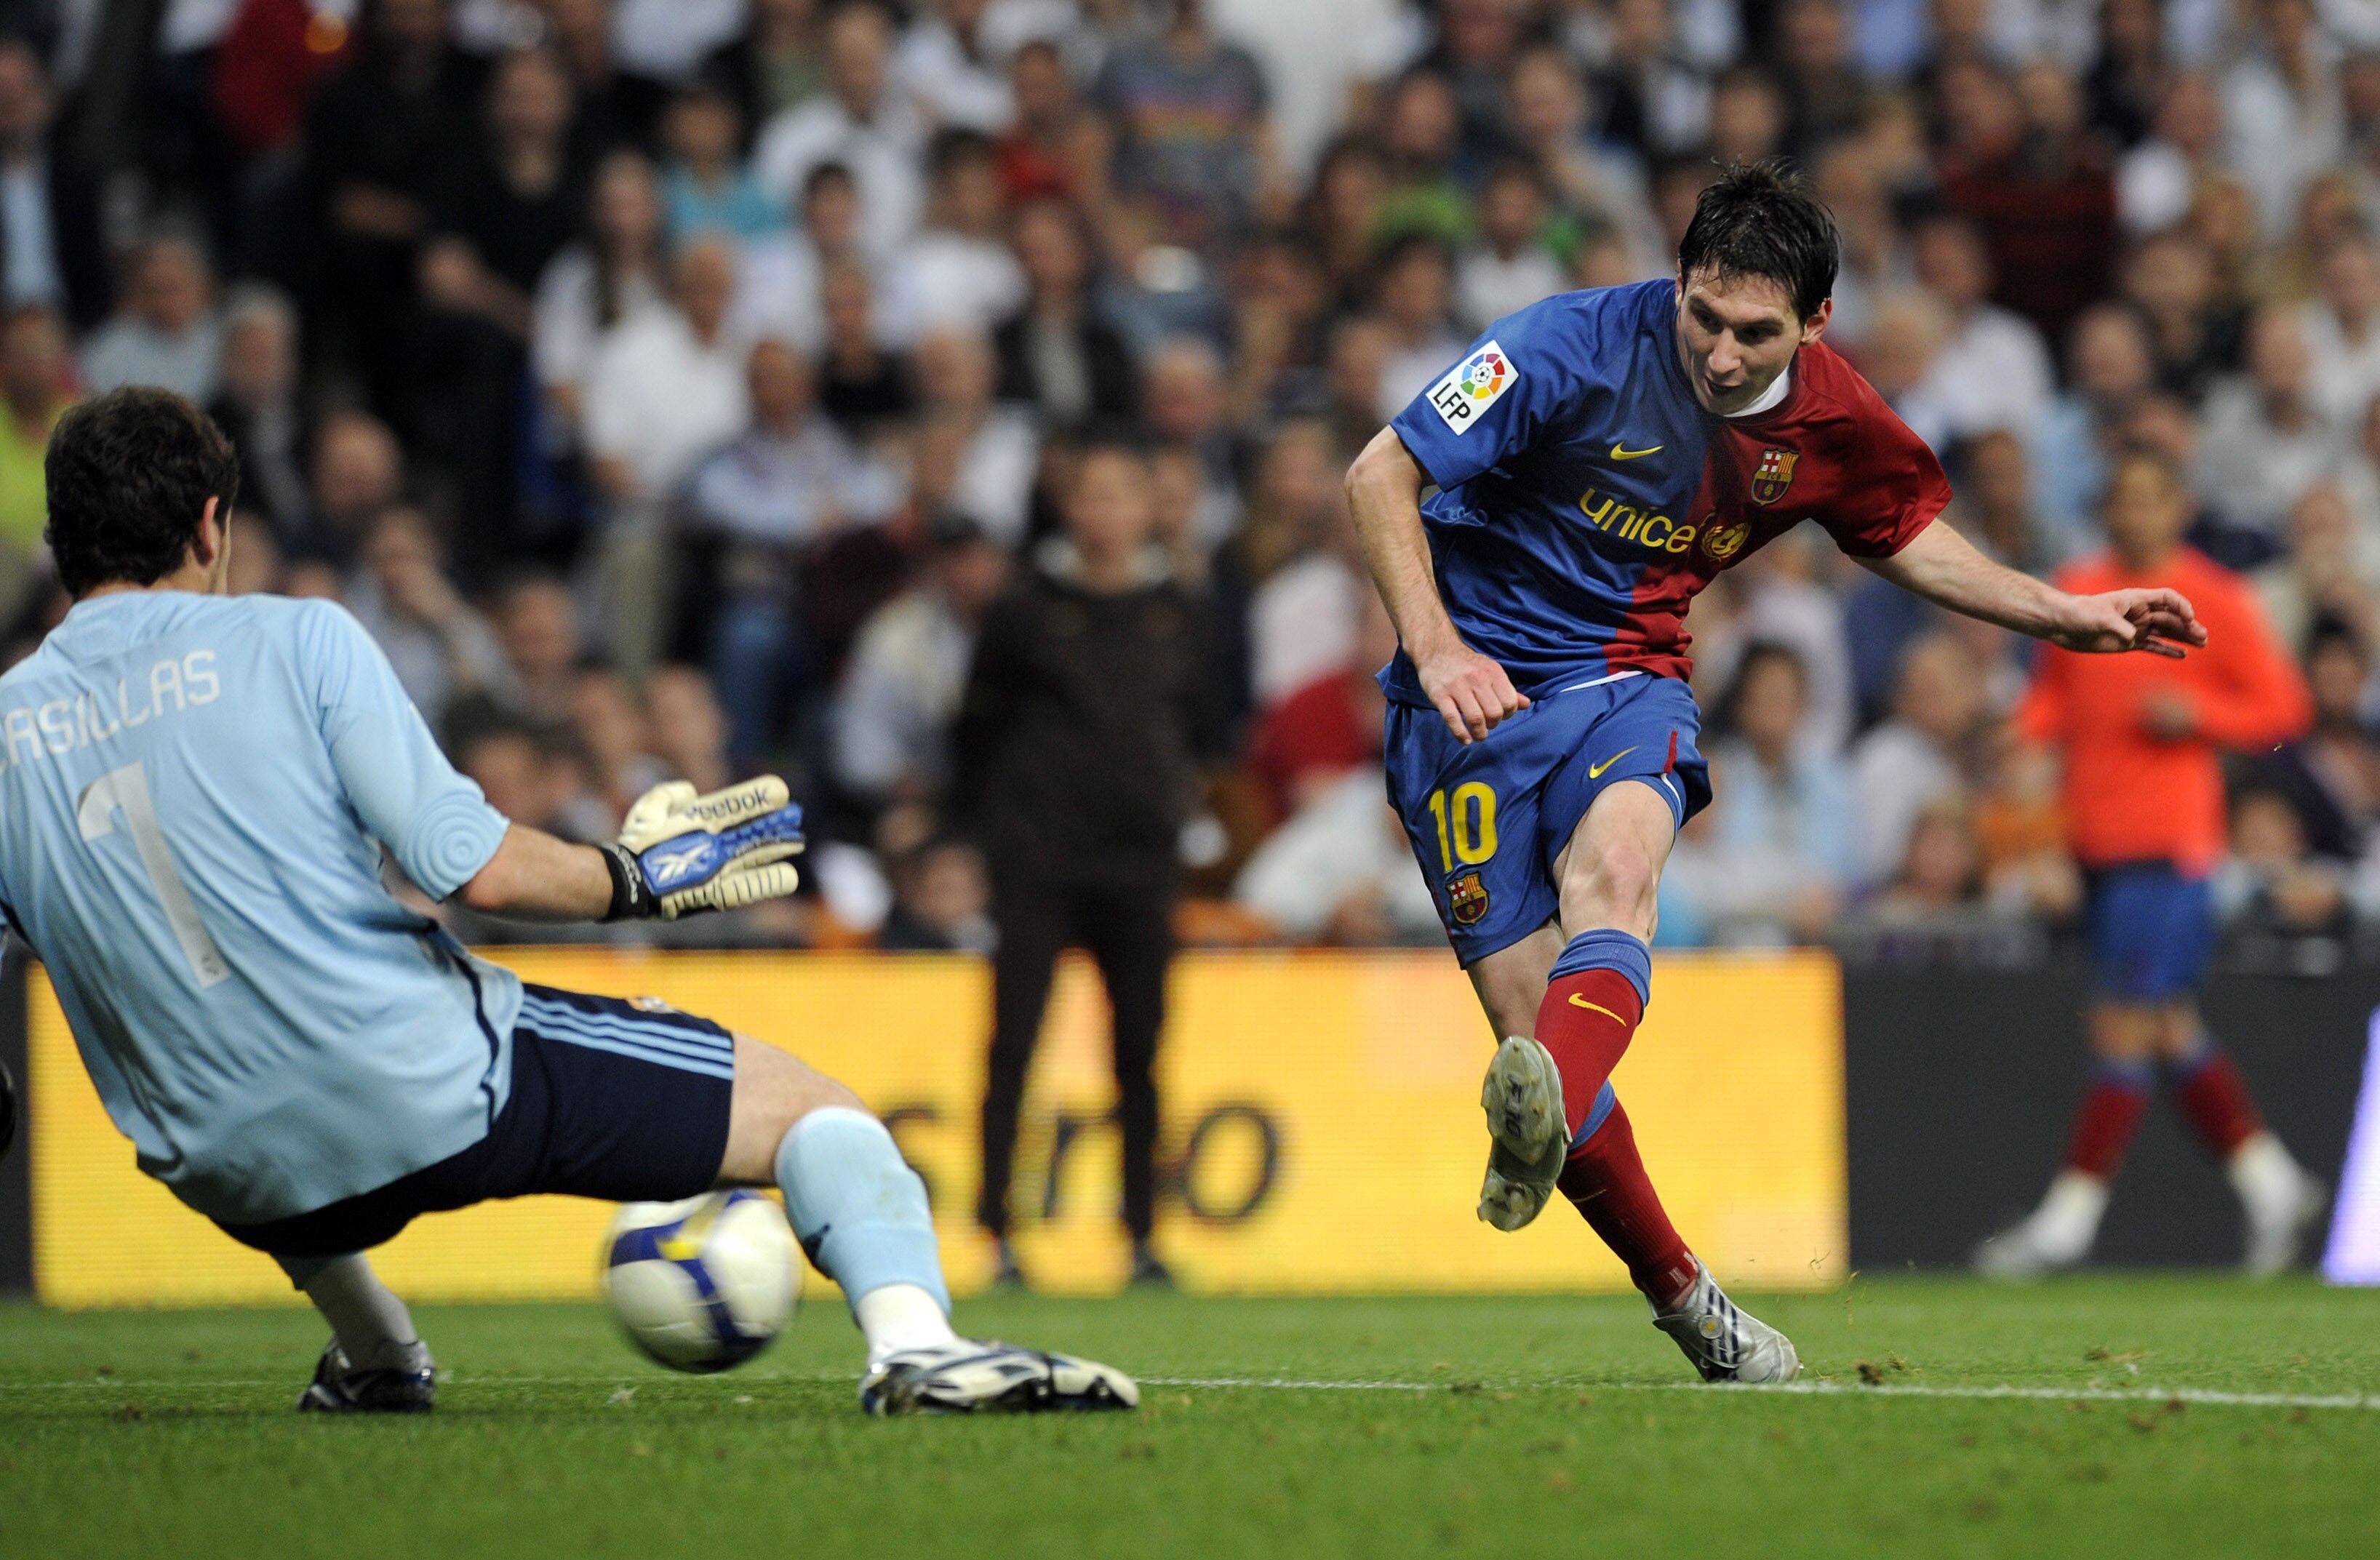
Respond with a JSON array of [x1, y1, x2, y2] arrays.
[[1384, 277, 1950, 705]]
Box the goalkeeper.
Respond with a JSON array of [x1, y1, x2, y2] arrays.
[[0, 388, 1134, 1417]]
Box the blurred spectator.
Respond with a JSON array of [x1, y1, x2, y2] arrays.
[[492, 571, 585, 722], [647, 663, 735, 793], [662, 81, 788, 242], [1243, 419, 1360, 710], [585, 237, 751, 508], [1863, 796, 1988, 925], [754, 0, 927, 260], [1370, 233, 1468, 421], [1501, 44, 1661, 278], [533, 150, 668, 435], [995, 37, 1106, 205], [900, 129, 1025, 336], [1457, 161, 1567, 330], [2300, 231, 2380, 426], [1233, 767, 1441, 943], [2256, 482, 2380, 650], [992, 196, 1133, 426], [1938, 58, 2118, 346], [346, 506, 517, 727], [2197, 304, 2342, 554], [831, 515, 1010, 806], [1245, 590, 1394, 827], [0, 41, 107, 332], [915, 324, 1038, 545], [2264, 619, 2380, 862], [0, 303, 68, 616], [2032, 302, 2157, 548], [208, 286, 310, 535], [815, 254, 916, 429], [1093, 0, 1277, 253], [80, 235, 223, 402], [1670, 642, 1857, 945], [1909, 214, 2054, 442], [877, 833, 996, 952], [959, 439, 1218, 1287], [1852, 631, 1986, 888], [300, 409, 405, 561], [681, 338, 906, 761]]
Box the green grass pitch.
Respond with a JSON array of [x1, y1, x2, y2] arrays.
[[2, 1276, 2376, 1559]]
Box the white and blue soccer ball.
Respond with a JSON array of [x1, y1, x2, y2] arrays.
[[602, 1191, 801, 1373]]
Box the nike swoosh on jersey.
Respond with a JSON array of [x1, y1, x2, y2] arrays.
[[1587, 746, 1639, 778], [1609, 443, 1663, 460]]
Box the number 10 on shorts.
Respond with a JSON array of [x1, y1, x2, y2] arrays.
[[1426, 782, 1498, 873]]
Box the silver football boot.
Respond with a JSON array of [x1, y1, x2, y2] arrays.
[[1653, 1260, 1802, 1384]]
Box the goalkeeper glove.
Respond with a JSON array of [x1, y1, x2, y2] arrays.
[[597, 777, 807, 921]]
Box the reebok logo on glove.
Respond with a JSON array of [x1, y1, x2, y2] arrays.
[[599, 777, 807, 921]]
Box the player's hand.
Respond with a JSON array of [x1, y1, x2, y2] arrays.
[[2048, 588, 2207, 659], [599, 777, 806, 921], [1414, 641, 1529, 744]]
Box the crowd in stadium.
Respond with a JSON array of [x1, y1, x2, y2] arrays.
[[0, 0, 2376, 961]]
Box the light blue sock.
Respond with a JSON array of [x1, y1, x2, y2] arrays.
[[775, 1106, 951, 1316]]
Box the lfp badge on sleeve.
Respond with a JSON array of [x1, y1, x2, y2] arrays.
[[1429, 343, 1516, 433]]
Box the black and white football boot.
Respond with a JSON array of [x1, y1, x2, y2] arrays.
[[296, 1339, 438, 1414], [860, 1341, 1139, 1416], [1652, 1260, 1801, 1384]]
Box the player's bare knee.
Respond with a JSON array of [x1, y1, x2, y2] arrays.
[[1563, 847, 1659, 939], [717, 1035, 867, 1183]]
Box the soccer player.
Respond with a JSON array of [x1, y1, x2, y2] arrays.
[[1975, 449, 2326, 1278], [1344, 161, 2205, 1382], [0, 388, 1135, 1416]]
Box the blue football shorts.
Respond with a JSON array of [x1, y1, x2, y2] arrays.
[[1384, 669, 1712, 964], [2084, 863, 2216, 1002], [213, 984, 738, 1258]]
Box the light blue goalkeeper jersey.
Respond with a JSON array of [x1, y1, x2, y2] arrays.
[[0, 589, 522, 1225]]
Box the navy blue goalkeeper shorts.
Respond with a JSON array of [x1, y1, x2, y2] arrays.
[[213, 984, 738, 1259]]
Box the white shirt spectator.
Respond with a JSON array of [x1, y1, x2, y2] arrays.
[[684, 420, 904, 547], [80, 313, 223, 403], [754, 96, 929, 260], [583, 311, 750, 498], [612, 0, 748, 78], [1850, 721, 1961, 887], [2197, 377, 2344, 538], [1377, 328, 1471, 423], [1925, 304, 2055, 441], [532, 248, 665, 397], [1456, 244, 1568, 334], [1247, 551, 1362, 711], [831, 588, 978, 799], [948, 407, 1042, 546], [896, 231, 1026, 337], [1234, 768, 1442, 941], [895, 20, 1015, 132]]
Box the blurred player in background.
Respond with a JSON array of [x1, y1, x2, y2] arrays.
[[957, 438, 1217, 1289], [1976, 449, 2327, 1278], [0, 388, 1134, 1417], [1345, 161, 2206, 1383]]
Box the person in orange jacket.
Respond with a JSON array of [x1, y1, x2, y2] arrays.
[[1976, 448, 2328, 1277]]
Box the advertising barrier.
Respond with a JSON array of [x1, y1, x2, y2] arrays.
[[25, 948, 1848, 1307]]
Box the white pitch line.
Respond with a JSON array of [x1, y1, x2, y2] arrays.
[[1146, 1377, 2380, 1412], [4, 1374, 2375, 1413]]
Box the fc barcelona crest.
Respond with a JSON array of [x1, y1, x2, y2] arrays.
[[1749, 447, 1800, 506], [1447, 871, 1490, 927]]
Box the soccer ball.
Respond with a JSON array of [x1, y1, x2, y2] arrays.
[[602, 1191, 801, 1372]]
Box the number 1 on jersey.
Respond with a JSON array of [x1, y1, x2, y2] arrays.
[[79, 761, 231, 988], [1426, 781, 1498, 873]]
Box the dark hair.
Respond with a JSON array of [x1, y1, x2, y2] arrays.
[[45, 387, 240, 597], [1715, 639, 1808, 735], [1676, 159, 1840, 321]]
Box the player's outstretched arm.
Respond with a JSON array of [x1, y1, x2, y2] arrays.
[[458, 778, 806, 922], [1346, 428, 1529, 744], [1860, 519, 2208, 659]]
